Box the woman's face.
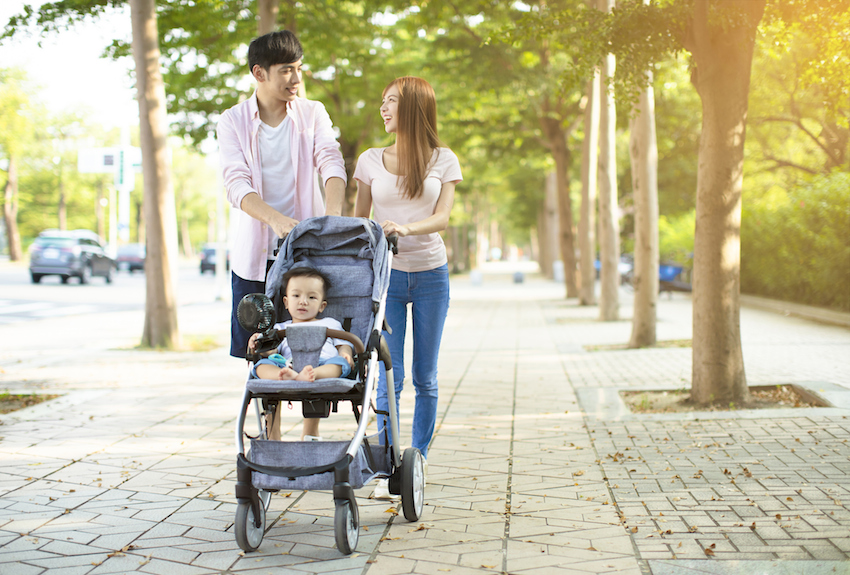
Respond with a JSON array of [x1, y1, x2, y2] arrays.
[[380, 84, 400, 134]]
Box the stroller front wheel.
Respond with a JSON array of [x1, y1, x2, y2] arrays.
[[401, 447, 425, 521], [235, 500, 266, 552], [334, 499, 359, 554]]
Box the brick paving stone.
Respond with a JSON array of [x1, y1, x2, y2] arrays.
[[2, 271, 849, 574]]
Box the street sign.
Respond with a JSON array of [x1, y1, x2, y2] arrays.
[[78, 147, 141, 241]]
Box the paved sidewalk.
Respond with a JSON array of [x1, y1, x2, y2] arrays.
[[1, 265, 849, 574]]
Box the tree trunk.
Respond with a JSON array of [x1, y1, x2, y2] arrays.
[[597, 4, 620, 321], [685, 0, 765, 404], [180, 215, 194, 258], [628, 68, 659, 348], [257, 0, 279, 35], [131, 0, 181, 349], [579, 72, 600, 306], [96, 181, 106, 241], [58, 166, 67, 230], [541, 116, 579, 297], [539, 172, 559, 279], [3, 154, 22, 261]]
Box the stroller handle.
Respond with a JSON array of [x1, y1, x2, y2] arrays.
[[387, 233, 399, 255]]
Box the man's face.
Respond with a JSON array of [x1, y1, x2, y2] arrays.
[[255, 60, 302, 103], [283, 275, 326, 322]]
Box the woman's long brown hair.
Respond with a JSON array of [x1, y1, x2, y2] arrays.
[[384, 77, 443, 200]]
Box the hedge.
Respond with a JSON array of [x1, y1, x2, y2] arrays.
[[741, 172, 850, 312]]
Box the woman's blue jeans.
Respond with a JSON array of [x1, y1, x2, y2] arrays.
[[377, 264, 450, 459]]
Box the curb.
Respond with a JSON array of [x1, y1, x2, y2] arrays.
[[741, 294, 850, 328]]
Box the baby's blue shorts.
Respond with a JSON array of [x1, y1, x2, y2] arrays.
[[251, 353, 351, 379]]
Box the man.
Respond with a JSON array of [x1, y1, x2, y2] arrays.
[[218, 30, 346, 361]]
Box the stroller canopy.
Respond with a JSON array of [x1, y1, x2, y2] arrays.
[[265, 216, 391, 345]]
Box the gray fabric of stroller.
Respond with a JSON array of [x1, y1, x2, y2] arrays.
[[249, 435, 391, 491], [285, 324, 326, 372], [265, 216, 390, 346], [246, 377, 357, 395]]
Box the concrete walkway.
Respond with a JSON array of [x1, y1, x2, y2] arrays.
[[1, 264, 849, 574]]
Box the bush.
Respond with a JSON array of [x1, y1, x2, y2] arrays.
[[658, 210, 695, 266], [742, 172, 850, 311]]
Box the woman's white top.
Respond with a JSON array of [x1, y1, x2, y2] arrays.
[[354, 147, 462, 272]]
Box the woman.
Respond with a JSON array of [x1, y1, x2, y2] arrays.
[[354, 77, 462, 499]]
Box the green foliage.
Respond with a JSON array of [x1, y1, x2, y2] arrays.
[[171, 141, 219, 250], [763, 0, 850, 125], [658, 209, 694, 266], [0, 68, 35, 159], [748, 19, 849, 180], [742, 172, 850, 311]]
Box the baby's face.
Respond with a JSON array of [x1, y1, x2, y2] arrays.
[[283, 276, 326, 322]]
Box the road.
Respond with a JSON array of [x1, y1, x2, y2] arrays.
[[0, 259, 229, 325], [0, 259, 234, 389]]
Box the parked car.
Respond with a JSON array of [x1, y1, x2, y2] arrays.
[[200, 244, 230, 274], [29, 229, 115, 284], [116, 243, 146, 273]]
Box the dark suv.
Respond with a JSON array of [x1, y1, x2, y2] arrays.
[[29, 229, 115, 284]]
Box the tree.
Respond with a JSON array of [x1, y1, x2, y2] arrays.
[[131, 0, 180, 349], [681, 0, 766, 404], [0, 68, 32, 261], [627, 59, 659, 348], [748, 20, 849, 180], [522, 0, 848, 403], [170, 142, 218, 256], [6, 0, 181, 348], [395, 0, 590, 293], [578, 72, 600, 306], [597, 0, 621, 320]]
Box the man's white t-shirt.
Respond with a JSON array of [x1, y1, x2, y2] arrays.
[[353, 147, 462, 272], [259, 117, 296, 258]]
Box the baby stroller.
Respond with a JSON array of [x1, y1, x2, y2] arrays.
[[233, 216, 425, 555]]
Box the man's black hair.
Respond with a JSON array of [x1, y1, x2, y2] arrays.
[[282, 266, 332, 299], [248, 30, 304, 73]]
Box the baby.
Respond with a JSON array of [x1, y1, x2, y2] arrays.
[[248, 266, 354, 439]]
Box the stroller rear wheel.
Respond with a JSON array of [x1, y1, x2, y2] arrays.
[[334, 499, 359, 554], [235, 499, 266, 552], [400, 447, 425, 521]]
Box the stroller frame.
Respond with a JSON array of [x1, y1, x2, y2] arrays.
[[232, 216, 424, 555]]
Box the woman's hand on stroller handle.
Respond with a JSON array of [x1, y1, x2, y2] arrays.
[[386, 233, 399, 255]]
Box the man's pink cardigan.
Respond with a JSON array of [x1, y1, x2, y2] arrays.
[[218, 92, 347, 281]]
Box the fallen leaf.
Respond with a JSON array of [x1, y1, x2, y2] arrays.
[[704, 548, 715, 556]]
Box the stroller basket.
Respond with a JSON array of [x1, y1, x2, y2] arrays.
[[249, 433, 391, 491]]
